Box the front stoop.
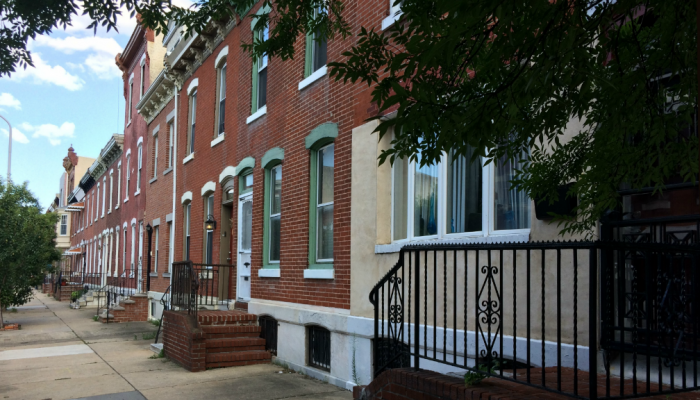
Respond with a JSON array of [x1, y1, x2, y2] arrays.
[[162, 310, 271, 372], [99, 293, 148, 323]]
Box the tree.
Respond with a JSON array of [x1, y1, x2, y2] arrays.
[[0, 180, 61, 328], [2, 0, 697, 235]]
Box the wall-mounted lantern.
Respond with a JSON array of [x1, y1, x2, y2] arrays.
[[205, 215, 217, 231]]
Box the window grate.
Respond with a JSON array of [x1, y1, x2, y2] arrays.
[[308, 325, 331, 371], [259, 316, 278, 355]]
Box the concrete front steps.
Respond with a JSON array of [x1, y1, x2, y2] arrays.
[[77, 290, 106, 308], [98, 293, 148, 323], [199, 312, 272, 369]]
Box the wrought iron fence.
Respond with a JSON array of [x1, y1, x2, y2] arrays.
[[370, 240, 700, 399], [170, 261, 237, 319], [95, 269, 138, 322], [154, 285, 171, 344]]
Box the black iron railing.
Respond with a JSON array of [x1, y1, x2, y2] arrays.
[[309, 325, 331, 371], [95, 269, 138, 322], [154, 285, 171, 344], [83, 272, 103, 287], [370, 240, 700, 399], [171, 261, 237, 319]]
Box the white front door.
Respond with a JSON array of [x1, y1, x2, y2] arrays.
[[237, 194, 253, 301]]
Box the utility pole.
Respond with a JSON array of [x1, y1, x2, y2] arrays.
[[0, 114, 10, 183]]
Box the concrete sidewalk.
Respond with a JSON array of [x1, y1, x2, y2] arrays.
[[0, 291, 352, 400]]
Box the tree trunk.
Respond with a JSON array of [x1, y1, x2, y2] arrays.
[[0, 301, 4, 329]]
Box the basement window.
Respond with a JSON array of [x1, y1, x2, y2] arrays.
[[308, 325, 331, 371], [259, 316, 278, 355]]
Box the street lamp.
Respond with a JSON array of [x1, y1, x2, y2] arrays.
[[0, 114, 11, 183], [145, 223, 153, 292], [205, 215, 217, 230]]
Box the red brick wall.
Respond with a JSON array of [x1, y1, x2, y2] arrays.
[[355, 369, 472, 400], [162, 310, 207, 372], [172, 0, 387, 310], [144, 99, 175, 294], [104, 294, 149, 323]]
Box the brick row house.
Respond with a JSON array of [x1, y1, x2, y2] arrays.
[[55, 0, 699, 394]]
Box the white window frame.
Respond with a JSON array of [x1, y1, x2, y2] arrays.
[[381, 0, 403, 30], [268, 164, 281, 264], [60, 214, 68, 236], [390, 151, 531, 245], [140, 60, 146, 99], [217, 62, 227, 137], [168, 122, 174, 168], [136, 144, 142, 194], [128, 77, 134, 125], [116, 162, 122, 209], [315, 143, 334, 263], [153, 134, 158, 178], [154, 226, 159, 273], [125, 155, 131, 202], [102, 177, 106, 217], [109, 170, 114, 213], [189, 91, 197, 155]]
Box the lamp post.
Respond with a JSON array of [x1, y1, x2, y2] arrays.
[[0, 114, 11, 183], [146, 223, 153, 292]]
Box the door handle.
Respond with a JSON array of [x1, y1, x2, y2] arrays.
[[244, 262, 250, 268]]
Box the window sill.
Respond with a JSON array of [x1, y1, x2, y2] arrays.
[[246, 105, 267, 124], [123, 197, 129, 204], [163, 167, 173, 176], [211, 134, 225, 147], [183, 153, 195, 164], [375, 232, 531, 254], [303, 268, 334, 280], [149, 176, 157, 184], [298, 65, 327, 91], [134, 190, 140, 197], [162, 273, 171, 278], [149, 273, 159, 277], [381, 11, 402, 31], [258, 268, 280, 278]]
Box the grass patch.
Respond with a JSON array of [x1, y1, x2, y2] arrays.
[[142, 331, 157, 340], [9, 308, 17, 313], [149, 349, 165, 359], [464, 362, 499, 387], [150, 319, 160, 327], [92, 315, 99, 321]]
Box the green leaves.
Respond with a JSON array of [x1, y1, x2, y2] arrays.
[[0, 179, 61, 325]]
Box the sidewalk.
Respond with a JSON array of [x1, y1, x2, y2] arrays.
[[0, 291, 352, 400]]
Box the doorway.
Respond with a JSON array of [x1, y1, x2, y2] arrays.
[[237, 194, 252, 302], [219, 201, 233, 305]]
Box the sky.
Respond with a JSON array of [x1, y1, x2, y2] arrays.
[[0, 10, 140, 211]]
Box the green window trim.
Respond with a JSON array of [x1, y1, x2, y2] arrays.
[[262, 147, 284, 169], [307, 132, 335, 271], [305, 122, 337, 149], [236, 157, 256, 195], [262, 157, 283, 269]]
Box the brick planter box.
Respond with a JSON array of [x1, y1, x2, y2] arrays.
[[0, 323, 20, 331]]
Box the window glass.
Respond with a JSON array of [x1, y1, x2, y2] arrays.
[[218, 64, 226, 135], [185, 203, 191, 260], [244, 173, 254, 191], [494, 152, 530, 230], [257, 27, 269, 110], [392, 156, 408, 241], [190, 92, 197, 154], [446, 147, 482, 233], [413, 150, 438, 237], [317, 144, 334, 261], [311, 6, 328, 73], [241, 200, 253, 251], [269, 165, 282, 262], [153, 135, 158, 177], [154, 226, 159, 272]]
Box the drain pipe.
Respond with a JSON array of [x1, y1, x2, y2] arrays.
[[169, 86, 178, 296]]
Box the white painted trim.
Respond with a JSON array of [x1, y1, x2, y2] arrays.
[[118, 160, 122, 167], [219, 166, 236, 183], [298, 65, 327, 91], [210, 134, 225, 147], [246, 105, 267, 124], [125, 148, 131, 157], [152, 124, 160, 136], [182, 153, 194, 164], [303, 269, 334, 279], [123, 221, 128, 229], [376, 233, 530, 254], [137, 136, 143, 146], [187, 78, 199, 95], [140, 53, 147, 65], [215, 45, 229, 67], [131, 217, 137, 226], [129, 72, 135, 83], [166, 109, 176, 122], [258, 268, 280, 278], [381, 6, 403, 31], [181, 191, 193, 204], [200, 181, 216, 196]]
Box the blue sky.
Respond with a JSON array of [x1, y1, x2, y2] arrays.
[[0, 10, 138, 210]]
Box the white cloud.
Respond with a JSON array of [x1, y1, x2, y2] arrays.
[[6, 53, 84, 91], [1, 128, 30, 144], [20, 122, 75, 146], [84, 53, 122, 79], [66, 62, 86, 72], [61, 5, 137, 36], [33, 35, 122, 56], [0, 93, 21, 110]]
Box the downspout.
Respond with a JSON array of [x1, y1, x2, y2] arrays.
[[169, 86, 178, 293]]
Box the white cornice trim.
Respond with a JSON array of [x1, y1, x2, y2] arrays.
[[187, 78, 199, 95], [200, 181, 215, 197], [181, 191, 193, 204]]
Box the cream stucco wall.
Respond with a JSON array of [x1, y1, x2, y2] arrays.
[[147, 31, 166, 82], [349, 119, 594, 347]]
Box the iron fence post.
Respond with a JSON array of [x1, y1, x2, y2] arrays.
[[414, 249, 420, 371], [589, 245, 598, 400]]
